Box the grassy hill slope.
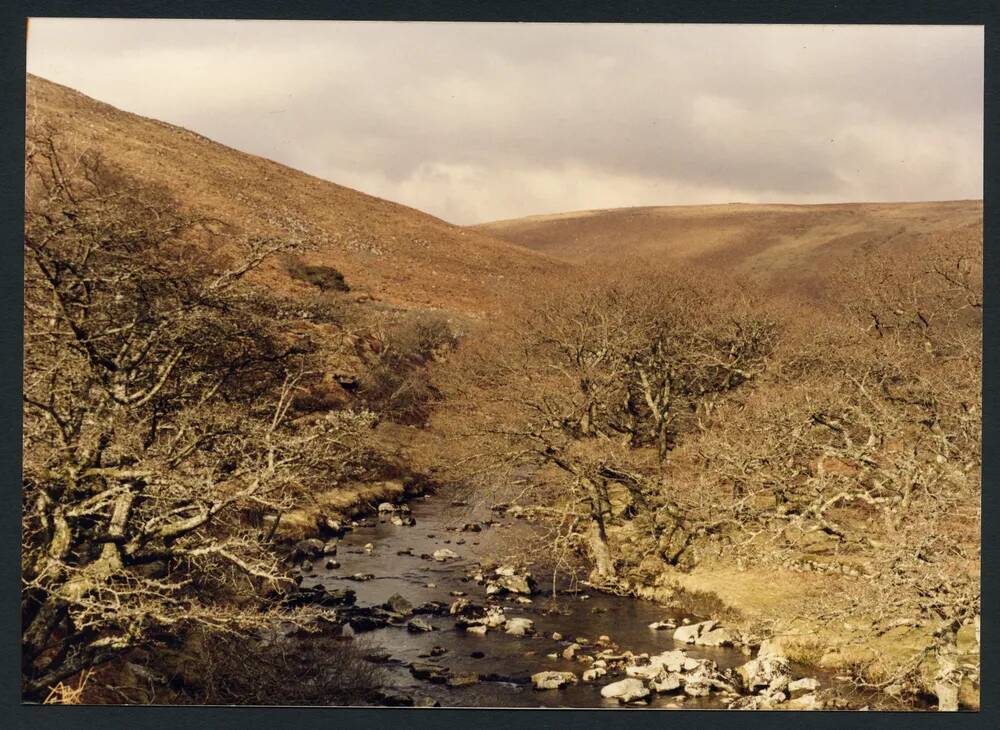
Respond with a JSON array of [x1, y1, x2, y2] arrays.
[[27, 74, 563, 317]]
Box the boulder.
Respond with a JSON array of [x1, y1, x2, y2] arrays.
[[787, 677, 821, 695], [650, 673, 684, 694], [322, 540, 339, 555], [432, 548, 459, 561], [407, 617, 434, 633], [785, 692, 824, 710], [383, 593, 413, 616], [582, 667, 607, 682], [409, 662, 449, 683], [601, 678, 650, 703], [562, 643, 581, 660], [391, 514, 416, 526], [321, 518, 348, 537], [625, 663, 664, 681], [495, 574, 537, 595], [649, 620, 676, 631], [531, 671, 577, 690], [648, 650, 699, 673], [737, 641, 791, 692], [378, 502, 396, 512], [372, 689, 414, 706], [672, 619, 717, 645], [482, 606, 506, 628], [324, 559, 340, 570], [505, 617, 535, 636], [288, 584, 356, 608], [447, 673, 480, 687], [698, 627, 737, 647], [465, 624, 488, 635], [291, 538, 326, 561]]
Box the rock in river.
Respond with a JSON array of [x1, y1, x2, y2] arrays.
[[383, 593, 413, 616], [601, 678, 650, 703], [672, 619, 717, 644], [737, 640, 791, 692], [433, 548, 459, 561], [291, 538, 325, 561], [531, 671, 577, 690], [504, 617, 535, 636], [407, 617, 435, 633]]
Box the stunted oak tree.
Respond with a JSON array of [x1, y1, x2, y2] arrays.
[[686, 235, 981, 710], [443, 267, 775, 583], [22, 129, 375, 699]]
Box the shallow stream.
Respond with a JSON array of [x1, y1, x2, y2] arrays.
[[299, 495, 891, 709]]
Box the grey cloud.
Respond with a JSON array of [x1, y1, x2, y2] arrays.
[[27, 20, 982, 223]]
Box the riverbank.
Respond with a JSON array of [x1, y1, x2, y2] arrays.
[[626, 559, 980, 710]]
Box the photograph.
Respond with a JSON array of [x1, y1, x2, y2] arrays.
[[21, 18, 982, 711]]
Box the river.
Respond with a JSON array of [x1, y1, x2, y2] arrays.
[[298, 494, 897, 709]]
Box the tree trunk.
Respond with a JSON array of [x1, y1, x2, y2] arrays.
[[582, 477, 615, 580], [934, 621, 961, 712]]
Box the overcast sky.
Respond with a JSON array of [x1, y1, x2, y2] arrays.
[[27, 20, 983, 224]]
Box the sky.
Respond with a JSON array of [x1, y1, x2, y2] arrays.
[[26, 20, 983, 225]]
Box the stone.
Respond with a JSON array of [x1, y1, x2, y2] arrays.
[[626, 663, 664, 681], [649, 620, 675, 631], [288, 584, 356, 608], [378, 502, 396, 512], [648, 650, 697, 674], [409, 662, 449, 683], [433, 548, 459, 561], [324, 559, 340, 570], [737, 641, 791, 693], [383, 593, 413, 615], [482, 606, 506, 628], [291, 538, 326, 561], [301, 560, 313, 573], [697, 627, 737, 647], [531, 671, 577, 690], [551, 632, 563, 641], [672, 619, 717, 645], [349, 573, 375, 581], [447, 673, 480, 687], [582, 667, 607, 682], [363, 542, 374, 552], [505, 617, 535, 636], [429, 646, 448, 657], [322, 540, 339, 555], [785, 692, 824, 710], [413, 696, 440, 708], [601, 678, 650, 703], [788, 677, 821, 695], [651, 673, 684, 693], [373, 689, 413, 706], [322, 518, 348, 537], [407, 617, 434, 633], [462, 522, 482, 532], [391, 514, 416, 526], [563, 643, 581, 660]]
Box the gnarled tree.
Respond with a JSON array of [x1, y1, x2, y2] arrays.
[[22, 129, 375, 699]]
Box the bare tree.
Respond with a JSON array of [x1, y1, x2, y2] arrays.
[[22, 129, 375, 699], [441, 267, 775, 583]]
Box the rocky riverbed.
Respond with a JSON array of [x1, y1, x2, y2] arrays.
[[287, 496, 897, 709]]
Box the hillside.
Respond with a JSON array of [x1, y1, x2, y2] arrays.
[[26, 74, 563, 317], [475, 201, 983, 295]]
